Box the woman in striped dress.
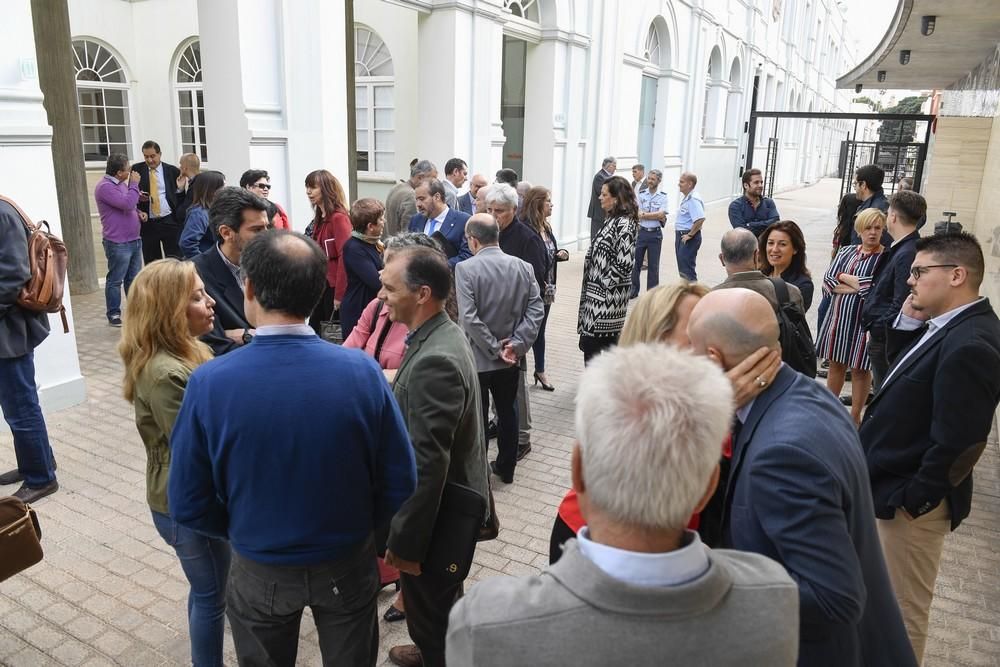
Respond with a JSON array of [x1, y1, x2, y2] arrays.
[[815, 208, 886, 425]]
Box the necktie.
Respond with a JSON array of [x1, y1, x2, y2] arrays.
[[149, 168, 162, 218], [429, 218, 440, 235]]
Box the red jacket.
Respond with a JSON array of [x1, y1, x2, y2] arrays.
[[311, 210, 351, 301]]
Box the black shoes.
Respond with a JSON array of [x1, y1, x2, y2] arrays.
[[109, 315, 122, 327], [533, 372, 555, 391], [0, 469, 24, 485], [516, 444, 532, 461], [383, 605, 406, 623], [13, 480, 59, 503], [490, 461, 514, 484]]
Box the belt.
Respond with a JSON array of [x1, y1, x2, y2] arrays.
[[639, 224, 661, 231]]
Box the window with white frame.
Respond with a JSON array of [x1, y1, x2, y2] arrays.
[[503, 0, 539, 21], [174, 40, 208, 162], [354, 26, 394, 175], [72, 39, 132, 163]]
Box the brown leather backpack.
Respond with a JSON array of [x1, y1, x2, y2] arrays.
[[0, 195, 69, 333]]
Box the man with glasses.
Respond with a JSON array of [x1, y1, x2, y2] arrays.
[[860, 232, 1000, 663], [240, 169, 290, 229], [861, 190, 925, 391]]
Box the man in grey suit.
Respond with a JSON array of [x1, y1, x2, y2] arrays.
[[447, 343, 799, 666], [381, 244, 490, 667], [713, 228, 804, 311], [688, 289, 916, 667], [385, 159, 436, 238], [456, 214, 544, 484], [588, 156, 616, 238]]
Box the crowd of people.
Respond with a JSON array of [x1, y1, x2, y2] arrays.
[[1, 144, 999, 667]]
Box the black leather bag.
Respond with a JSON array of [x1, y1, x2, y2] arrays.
[[422, 482, 487, 584]]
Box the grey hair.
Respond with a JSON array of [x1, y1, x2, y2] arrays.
[[633, 164, 645, 171], [465, 215, 499, 245], [410, 159, 437, 179], [484, 183, 519, 209], [575, 343, 733, 530], [649, 169, 663, 180], [720, 228, 759, 265], [681, 171, 698, 186], [385, 231, 442, 253], [602, 156, 617, 169]]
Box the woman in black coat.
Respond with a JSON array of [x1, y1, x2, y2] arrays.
[[341, 198, 385, 339]]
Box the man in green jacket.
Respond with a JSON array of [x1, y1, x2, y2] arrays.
[[381, 244, 490, 667]]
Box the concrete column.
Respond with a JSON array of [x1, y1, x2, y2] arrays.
[[30, 0, 98, 294], [0, 0, 85, 415], [197, 0, 351, 228]]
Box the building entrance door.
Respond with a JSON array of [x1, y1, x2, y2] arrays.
[[637, 75, 658, 168], [501, 36, 527, 176]]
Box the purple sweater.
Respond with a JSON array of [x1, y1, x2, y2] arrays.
[[95, 175, 141, 243]]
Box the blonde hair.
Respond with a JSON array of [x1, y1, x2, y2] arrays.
[[854, 208, 886, 235], [619, 282, 710, 346], [119, 260, 213, 403]]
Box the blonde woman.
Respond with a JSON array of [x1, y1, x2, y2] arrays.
[[119, 259, 229, 667], [551, 282, 782, 562]]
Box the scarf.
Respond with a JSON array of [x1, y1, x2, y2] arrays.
[[351, 230, 384, 254]]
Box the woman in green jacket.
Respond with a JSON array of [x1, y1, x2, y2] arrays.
[[119, 259, 226, 666]]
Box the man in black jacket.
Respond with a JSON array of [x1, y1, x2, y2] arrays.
[[588, 157, 616, 239], [860, 232, 1000, 663], [132, 140, 185, 263], [192, 187, 270, 356], [861, 190, 925, 391], [0, 197, 58, 502]]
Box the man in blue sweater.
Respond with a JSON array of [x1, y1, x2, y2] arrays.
[[169, 230, 417, 667]]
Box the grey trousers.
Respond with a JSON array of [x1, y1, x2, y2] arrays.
[[226, 536, 378, 666]]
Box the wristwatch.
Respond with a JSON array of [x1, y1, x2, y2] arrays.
[[242, 328, 253, 345]]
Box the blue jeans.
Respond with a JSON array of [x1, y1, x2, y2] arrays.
[[103, 238, 143, 320], [0, 352, 56, 487], [151, 511, 231, 667], [532, 305, 551, 373], [632, 227, 663, 295], [674, 230, 702, 281]]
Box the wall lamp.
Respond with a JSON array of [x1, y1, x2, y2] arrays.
[[921, 16, 936, 36], [900, 50, 911, 65], [877, 70, 887, 83], [856, 84, 863, 93]]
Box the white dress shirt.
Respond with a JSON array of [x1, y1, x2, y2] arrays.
[[883, 297, 985, 386], [576, 527, 710, 588], [423, 206, 450, 235]]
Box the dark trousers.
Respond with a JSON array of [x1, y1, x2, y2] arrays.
[[631, 227, 663, 295], [579, 334, 618, 365], [531, 305, 551, 373], [479, 366, 520, 478], [0, 352, 56, 487], [674, 230, 702, 281], [102, 238, 143, 320], [400, 571, 463, 667], [226, 537, 379, 667], [549, 514, 576, 565], [140, 216, 182, 264], [868, 331, 890, 393]]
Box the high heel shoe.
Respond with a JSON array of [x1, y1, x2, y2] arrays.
[[533, 372, 555, 391]]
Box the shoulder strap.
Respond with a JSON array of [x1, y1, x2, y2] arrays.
[[0, 195, 35, 233], [373, 302, 393, 363], [769, 277, 791, 306]]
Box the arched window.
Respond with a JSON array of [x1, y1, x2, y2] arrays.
[[173, 40, 208, 162], [644, 24, 662, 67], [701, 47, 724, 141], [503, 0, 539, 21], [354, 26, 395, 175], [724, 58, 742, 141], [72, 39, 132, 163]]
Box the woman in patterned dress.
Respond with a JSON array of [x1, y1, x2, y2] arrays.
[[577, 175, 638, 363], [815, 208, 887, 425]]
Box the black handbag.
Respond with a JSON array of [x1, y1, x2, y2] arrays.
[[422, 482, 487, 584]]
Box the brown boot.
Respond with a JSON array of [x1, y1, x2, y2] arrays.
[[388, 644, 423, 667]]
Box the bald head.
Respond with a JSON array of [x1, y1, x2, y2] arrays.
[[688, 289, 779, 369], [465, 213, 499, 247], [720, 228, 759, 272]]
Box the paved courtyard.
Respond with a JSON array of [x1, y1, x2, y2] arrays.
[[1, 179, 998, 666]]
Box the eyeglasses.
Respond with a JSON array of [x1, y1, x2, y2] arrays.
[[910, 264, 958, 280], [253, 182, 271, 190]]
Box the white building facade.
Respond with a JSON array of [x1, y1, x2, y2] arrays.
[[3, 0, 857, 408]]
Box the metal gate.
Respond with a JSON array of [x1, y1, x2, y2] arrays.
[[742, 111, 935, 198]]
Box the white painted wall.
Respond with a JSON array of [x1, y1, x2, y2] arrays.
[[1, 0, 86, 415]]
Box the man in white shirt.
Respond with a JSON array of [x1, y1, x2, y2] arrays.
[[860, 232, 1000, 662], [446, 343, 799, 666], [631, 169, 668, 298], [132, 139, 185, 263]]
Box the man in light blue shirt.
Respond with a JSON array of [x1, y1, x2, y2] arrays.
[[631, 169, 668, 298], [675, 172, 706, 281]]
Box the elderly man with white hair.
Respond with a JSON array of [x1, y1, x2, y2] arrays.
[[446, 343, 799, 666]]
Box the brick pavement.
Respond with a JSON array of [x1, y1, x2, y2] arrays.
[[1, 179, 997, 666]]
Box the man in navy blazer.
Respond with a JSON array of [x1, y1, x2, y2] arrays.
[[860, 232, 1000, 663], [688, 288, 916, 667], [408, 179, 471, 268]]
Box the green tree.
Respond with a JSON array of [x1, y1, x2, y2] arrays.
[[878, 96, 928, 143]]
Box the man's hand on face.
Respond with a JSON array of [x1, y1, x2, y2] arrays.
[[129, 170, 141, 184]]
